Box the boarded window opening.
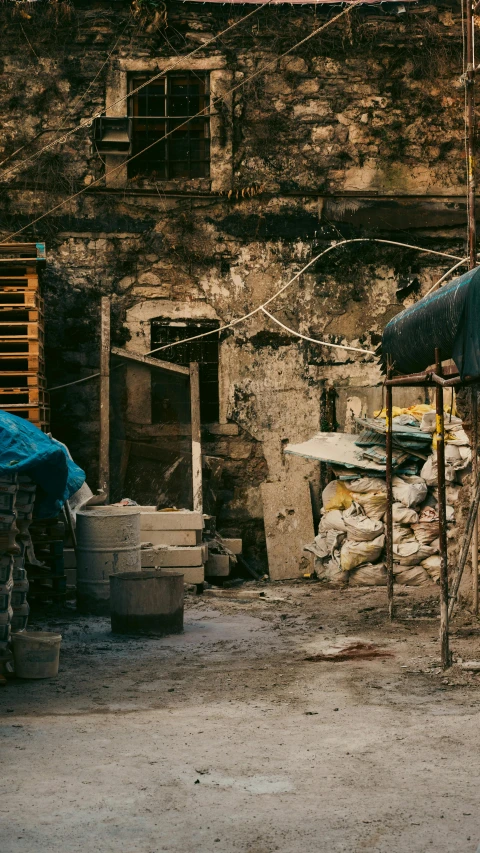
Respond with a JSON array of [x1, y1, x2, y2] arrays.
[[151, 319, 219, 423], [128, 72, 210, 180]]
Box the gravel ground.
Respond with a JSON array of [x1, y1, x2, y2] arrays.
[[1, 582, 480, 853]]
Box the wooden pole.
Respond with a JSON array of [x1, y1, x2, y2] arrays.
[[449, 467, 480, 618], [189, 362, 203, 514], [465, 0, 478, 614], [385, 358, 394, 620], [472, 386, 479, 614], [99, 296, 110, 501], [466, 0, 477, 268], [435, 348, 451, 669]]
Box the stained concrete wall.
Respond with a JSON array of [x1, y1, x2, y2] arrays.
[[0, 0, 471, 567]]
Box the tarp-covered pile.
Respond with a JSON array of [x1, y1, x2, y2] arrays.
[[0, 413, 85, 653], [381, 265, 480, 380], [286, 405, 470, 587]]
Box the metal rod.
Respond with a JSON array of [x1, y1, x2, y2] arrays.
[[466, 0, 477, 268], [449, 467, 480, 618], [385, 358, 394, 620], [99, 296, 110, 502], [472, 386, 479, 613], [435, 348, 451, 669]]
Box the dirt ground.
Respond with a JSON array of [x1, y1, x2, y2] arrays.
[[2, 581, 480, 853]]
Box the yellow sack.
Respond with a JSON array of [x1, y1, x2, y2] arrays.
[[322, 480, 352, 512]]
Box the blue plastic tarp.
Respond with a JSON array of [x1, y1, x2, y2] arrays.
[[0, 412, 85, 518]]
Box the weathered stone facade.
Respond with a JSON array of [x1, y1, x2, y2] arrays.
[[0, 0, 472, 569]]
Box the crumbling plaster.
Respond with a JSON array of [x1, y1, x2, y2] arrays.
[[0, 0, 473, 564]]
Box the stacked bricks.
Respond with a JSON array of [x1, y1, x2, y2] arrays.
[[27, 516, 66, 603], [0, 472, 33, 660], [0, 243, 49, 431]]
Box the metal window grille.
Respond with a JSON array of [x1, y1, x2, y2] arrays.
[[151, 320, 219, 424], [128, 72, 210, 180]]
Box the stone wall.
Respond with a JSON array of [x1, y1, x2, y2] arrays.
[[0, 0, 472, 568]]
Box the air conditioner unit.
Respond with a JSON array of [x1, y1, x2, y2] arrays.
[[93, 117, 131, 154]]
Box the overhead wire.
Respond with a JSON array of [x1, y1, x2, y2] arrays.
[[261, 307, 375, 355], [47, 237, 468, 392], [0, 0, 365, 243], [144, 238, 466, 358], [0, 18, 132, 172], [0, 0, 277, 182]]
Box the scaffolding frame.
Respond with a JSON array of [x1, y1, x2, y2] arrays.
[[384, 349, 479, 669]]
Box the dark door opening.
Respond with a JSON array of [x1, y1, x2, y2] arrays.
[[151, 319, 220, 424]]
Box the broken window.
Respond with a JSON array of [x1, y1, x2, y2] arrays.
[[128, 72, 210, 180], [151, 319, 219, 424]]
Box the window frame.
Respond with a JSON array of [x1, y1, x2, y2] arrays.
[[128, 71, 211, 181], [104, 58, 233, 192]]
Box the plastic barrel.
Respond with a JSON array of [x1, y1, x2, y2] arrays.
[[76, 509, 141, 615], [110, 570, 184, 635]]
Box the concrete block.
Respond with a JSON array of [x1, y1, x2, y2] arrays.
[[160, 565, 204, 584], [141, 530, 197, 547], [201, 543, 209, 562], [141, 545, 204, 568], [219, 538, 242, 555], [205, 553, 230, 577], [140, 511, 204, 531]]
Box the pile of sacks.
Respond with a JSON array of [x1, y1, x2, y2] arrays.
[[305, 408, 470, 587]]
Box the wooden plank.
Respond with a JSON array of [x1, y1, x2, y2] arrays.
[[0, 277, 39, 290], [260, 479, 315, 581], [111, 345, 190, 376], [99, 296, 110, 501], [190, 362, 203, 514]]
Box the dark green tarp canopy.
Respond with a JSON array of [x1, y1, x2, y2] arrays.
[[381, 266, 480, 380]]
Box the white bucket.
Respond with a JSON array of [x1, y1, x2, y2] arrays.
[[12, 631, 62, 679]]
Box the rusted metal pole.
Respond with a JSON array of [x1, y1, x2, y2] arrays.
[[435, 348, 451, 669], [472, 386, 479, 613], [385, 358, 394, 620], [466, 0, 477, 268], [99, 296, 110, 501]]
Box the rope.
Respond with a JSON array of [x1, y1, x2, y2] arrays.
[[261, 307, 375, 355], [0, 0, 365, 244], [47, 237, 468, 391], [0, 0, 276, 182]]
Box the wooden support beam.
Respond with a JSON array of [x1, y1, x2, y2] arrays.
[[189, 362, 203, 514], [385, 358, 394, 621], [99, 297, 110, 501], [472, 386, 479, 614], [111, 346, 190, 376], [435, 349, 451, 670]]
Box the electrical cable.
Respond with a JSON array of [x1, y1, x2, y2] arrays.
[[0, 0, 364, 244], [0, 18, 132, 172], [47, 237, 468, 391], [0, 0, 277, 181], [145, 238, 466, 356], [261, 306, 375, 355], [422, 256, 470, 296]]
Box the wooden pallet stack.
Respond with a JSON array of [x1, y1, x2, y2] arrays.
[[0, 242, 49, 431]]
